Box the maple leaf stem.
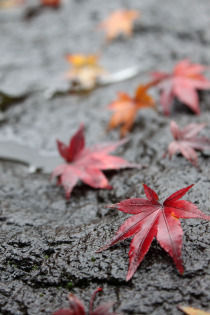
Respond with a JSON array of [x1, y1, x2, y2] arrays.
[[106, 204, 117, 208], [89, 287, 103, 313]]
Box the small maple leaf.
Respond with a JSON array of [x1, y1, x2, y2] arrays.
[[98, 184, 210, 281], [53, 287, 120, 315], [107, 84, 155, 137], [52, 124, 138, 199], [151, 59, 210, 115], [65, 54, 105, 90], [166, 121, 210, 166], [99, 9, 140, 41], [179, 305, 210, 315], [40, 0, 60, 7], [0, 0, 24, 8]]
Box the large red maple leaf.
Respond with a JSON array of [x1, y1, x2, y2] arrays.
[[166, 121, 210, 166], [152, 59, 210, 115], [98, 184, 210, 281], [53, 287, 119, 315], [52, 124, 137, 199]]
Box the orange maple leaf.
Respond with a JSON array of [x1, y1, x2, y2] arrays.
[[40, 0, 60, 7], [99, 9, 140, 41], [65, 54, 106, 89], [108, 84, 155, 137]]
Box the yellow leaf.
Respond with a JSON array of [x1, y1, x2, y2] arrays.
[[179, 306, 210, 315], [65, 54, 106, 89], [66, 54, 99, 68]]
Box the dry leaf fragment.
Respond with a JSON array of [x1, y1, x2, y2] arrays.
[[152, 59, 210, 115], [52, 124, 138, 199], [98, 184, 210, 280], [166, 121, 210, 166], [65, 54, 105, 89], [99, 9, 140, 41], [179, 305, 210, 315], [108, 84, 155, 137]]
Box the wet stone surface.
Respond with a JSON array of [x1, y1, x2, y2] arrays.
[[0, 0, 210, 314]]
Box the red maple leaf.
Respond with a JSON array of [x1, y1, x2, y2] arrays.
[[152, 59, 210, 115], [98, 184, 210, 281], [52, 124, 137, 199], [53, 287, 119, 315], [40, 0, 60, 7], [166, 121, 210, 166]]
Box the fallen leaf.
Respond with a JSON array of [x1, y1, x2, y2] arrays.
[[166, 121, 210, 166], [0, 0, 24, 8], [108, 84, 155, 137], [53, 287, 120, 315], [52, 124, 138, 199], [40, 0, 60, 7], [23, 0, 60, 20], [65, 53, 106, 90], [151, 59, 210, 115], [179, 305, 210, 315], [98, 184, 210, 281], [99, 9, 140, 41]]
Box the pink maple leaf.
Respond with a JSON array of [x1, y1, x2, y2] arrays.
[[52, 124, 138, 199], [166, 121, 210, 166], [152, 59, 210, 115]]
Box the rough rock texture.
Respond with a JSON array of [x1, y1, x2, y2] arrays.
[[0, 0, 210, 314]]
